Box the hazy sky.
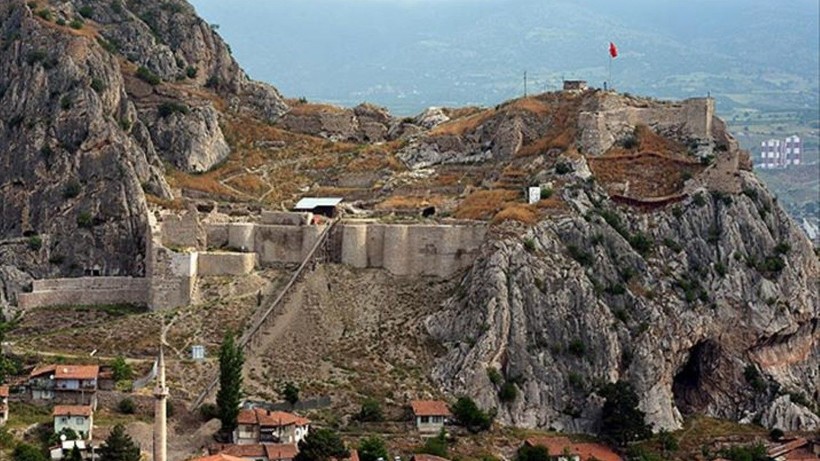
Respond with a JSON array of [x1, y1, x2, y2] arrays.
[[190, 0, 819, 115]]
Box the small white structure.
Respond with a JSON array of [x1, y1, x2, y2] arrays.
[[49, 439, 88, 461], [410, 400, 450, 436], [191, 345, 205, 361], [0, 385, 8, 425], [53, 405, 93, 440], [527, 186, 542, 205]]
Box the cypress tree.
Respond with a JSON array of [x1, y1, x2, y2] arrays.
[[98, 424, 140, 461], [216, 331, 244, 435]]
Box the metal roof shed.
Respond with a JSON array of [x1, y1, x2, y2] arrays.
[[293, 197, 343, 218]]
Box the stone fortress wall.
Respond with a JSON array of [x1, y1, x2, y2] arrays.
[[18, 208, 488, 311]]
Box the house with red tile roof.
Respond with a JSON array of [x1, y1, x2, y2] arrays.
[[213, 443, 299, 461], [411, 455, 450, 461], [524, 436, 623, 461], [53, 405, 94, 440], [0, 385, 9, 425], [410, 400, 451, 435], [767, 438, 820, 461], [233, 408, 310, 445], [29, 365, 99, 409], [194, 454, 246, 461]]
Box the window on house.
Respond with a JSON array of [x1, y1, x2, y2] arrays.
[[420, 416, 429, 423], [76, 417, 84, 424]]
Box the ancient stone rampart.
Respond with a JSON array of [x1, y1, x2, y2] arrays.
[[17, 277, 150, 309], [339, 222, 487, 277], [198, 252, 256, 276]]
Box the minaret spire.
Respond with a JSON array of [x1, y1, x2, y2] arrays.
[[153, 324, 169, 461]]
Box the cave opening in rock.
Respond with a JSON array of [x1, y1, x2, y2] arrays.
[[672, 340, 720, 415]]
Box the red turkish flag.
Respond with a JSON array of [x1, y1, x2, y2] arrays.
[[609, 42, 618, 58]]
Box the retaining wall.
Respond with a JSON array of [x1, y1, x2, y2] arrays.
[[198, 252, 257, 276], [18, 277, 149, 309]]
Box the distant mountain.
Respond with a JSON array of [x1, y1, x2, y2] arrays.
[[190, 0, 819, 115]]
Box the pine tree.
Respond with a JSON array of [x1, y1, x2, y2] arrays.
[[294, 428, 349, 461], [68, 445, 83, 461], [216, 331, 244, 435], [599, 381, 652, 446], [98, 424, 140, 461]]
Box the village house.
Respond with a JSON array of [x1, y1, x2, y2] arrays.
[[233, 409, 310, 445], [29, 365, 99, 408], [411, 455, 450, 461], [53, 405, 93, 440], [0, 385, 9, 425], [410, 400, 451, 435], [213, 443, 299, 461], [767, 437, 820, 461], [293, 197, 343, 219], [194, 454, 245, 461], [524, 437, 623, 461]]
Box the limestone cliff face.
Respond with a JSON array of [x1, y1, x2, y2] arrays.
[[0, 0, 287, 281], [427, 167, 819, 433]]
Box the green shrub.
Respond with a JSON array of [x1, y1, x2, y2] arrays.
[[25, 49, 48, 65], [540, 186, 553, 199], [774, 242, 791, 255], [487, 367, 503, 386], [69, 18, 84, 29], [498, 382, 518, 402], [715, 262, 727, 277], [357, 398, 383, 422], [718, 443, 767, 461], [48, 254, 65, 265], [628, 232, 652, 255], [63, 181, 81, 199], [112, 355, 133, 381], [97, 36, 118, 53], [90, 78, 106, 93], [516, 444, 549, 461], [523, 238, 536, 253], [451, 396, 493, 433], [555, 162, 573, 175], [185, 66, 197, 78], [567, 245, 593, 266], [78, 6, 93, 18], [568, 338, 586, 357], [36, 9, 52, 20], [760, 256, 785, 273], [118, 397, 136, 414], [76, 212, 93, 228], [605, 283, 626, 296], [199, 403, 218, 421], [282, 382, 299, 405], [769, 428, 784, 441], [359, 436, 388, 461], [621, 135, 638, 149], [157, 101, 189, 118], [693, 193, 707, 207], [136, 66, 160, 85], [56, 18, 66, 26], [613, 308, 629, 323], [60, 95, 72, 110], [27, 235, 42, 251], [419, 429, 448, 457], [111, 0, 124, 14], [568, 371, 585, 390], [743, 364, 766, 392], [13, 443, 47, 461]]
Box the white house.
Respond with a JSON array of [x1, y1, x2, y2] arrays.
[[410, 400, 450, 435], [53, 405, 93, 440], [233, 409, 310, 445], [0, 385, 8, 425]]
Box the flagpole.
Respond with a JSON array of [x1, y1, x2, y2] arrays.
[[609, 55, 612, 91]]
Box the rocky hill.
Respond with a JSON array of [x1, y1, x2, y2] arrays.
[[0, 0, 817, 446], [0, 0, 285, 282]]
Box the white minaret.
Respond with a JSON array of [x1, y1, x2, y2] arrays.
[[153, 338, 168, 461]]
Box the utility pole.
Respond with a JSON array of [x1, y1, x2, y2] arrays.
[[524, 71, 528, 97]]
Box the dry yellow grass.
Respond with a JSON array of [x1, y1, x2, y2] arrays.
[[431, 108, 496, 136], [347, 146, 405, 172], [506, 97, 551, 116], [454, 189, 520, 220], [375, 195, 445, 210], [145, 194, 184, 210], [492, 203, 539, 225], [226, 174, 268, 197], [287, 102, 346, 116], [167, 169, 239, 199]]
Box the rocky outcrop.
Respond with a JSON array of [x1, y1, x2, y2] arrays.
[[428, 171, 819, 433], [280, 102, 393, 142], [0, 0, 288, 282]]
